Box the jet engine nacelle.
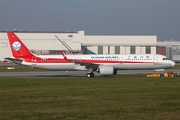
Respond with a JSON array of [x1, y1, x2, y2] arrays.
[[98, 65, 117, 75]]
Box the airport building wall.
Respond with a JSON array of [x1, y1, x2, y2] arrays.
[[0, 33, 11, 61], [0, 31, 157, 61], [157, 41, 180, 61], [83, 45, 157, 55], [82, 35, 157, 54]]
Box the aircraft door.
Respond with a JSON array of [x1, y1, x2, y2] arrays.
[[153, 55, 158, 64]]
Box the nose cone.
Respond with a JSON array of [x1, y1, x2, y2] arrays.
[[171, 61, 175, 67]]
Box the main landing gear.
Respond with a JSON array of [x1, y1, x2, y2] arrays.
[[86, 68, 94, 78], [86, 73, 94, 78]]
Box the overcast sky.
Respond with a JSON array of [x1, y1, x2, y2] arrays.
[[0, 0, 180, 40]]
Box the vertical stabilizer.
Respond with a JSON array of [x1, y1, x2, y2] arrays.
[[7, 32, 34, 58]]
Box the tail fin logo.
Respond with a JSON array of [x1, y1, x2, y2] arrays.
[[12, 41, 21, 51]]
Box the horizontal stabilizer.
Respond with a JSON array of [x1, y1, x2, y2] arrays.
[[5, 57, 23, 64]]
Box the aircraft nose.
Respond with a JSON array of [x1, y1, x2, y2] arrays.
[[171, 61, 175, 67]]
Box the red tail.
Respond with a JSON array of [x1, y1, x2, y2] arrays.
[[7, 32, 34, 58]]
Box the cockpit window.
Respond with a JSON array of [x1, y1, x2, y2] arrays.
[[163, 58, 170, 60]]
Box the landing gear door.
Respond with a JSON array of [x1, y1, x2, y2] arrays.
[[153, 55, 158, 65]]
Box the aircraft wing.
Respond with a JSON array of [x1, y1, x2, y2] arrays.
[[71, 59, 98, 68], [60, 51, 99, 69]]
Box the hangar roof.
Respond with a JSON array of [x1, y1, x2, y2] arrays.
[[0, 30, 78, 33]]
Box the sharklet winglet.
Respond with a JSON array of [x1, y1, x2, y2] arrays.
[[60, 51, 68, 60]]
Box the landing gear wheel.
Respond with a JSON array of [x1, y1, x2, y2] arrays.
[[86, 73, 94, 78], [160, 74, 164, 77], [90, 73, 94, 77], [86, 73, 91, 78]]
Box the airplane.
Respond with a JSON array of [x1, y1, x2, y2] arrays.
[[5, 32, 175, 78]]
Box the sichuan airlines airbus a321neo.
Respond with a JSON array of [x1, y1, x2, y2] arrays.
[[6, 32, 175, 77]]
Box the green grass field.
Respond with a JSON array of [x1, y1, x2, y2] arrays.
[[0, 77, 180, 120]]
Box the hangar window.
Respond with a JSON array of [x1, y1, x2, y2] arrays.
[[68, 35, 73, 37], [82, 46, 87, 54], [146, 46, 151, 54], [130, 46, 136, 54], [49, 50, 60, 55], [115, 46, 120, 54], [98, 46, 103, 54], [108, 46, 110, 54]]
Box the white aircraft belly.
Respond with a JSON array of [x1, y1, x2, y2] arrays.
[[115, 63, 171, 70], [23, 62, 79, 70]]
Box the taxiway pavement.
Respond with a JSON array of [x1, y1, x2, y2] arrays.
[[0, 70, 180, 77]]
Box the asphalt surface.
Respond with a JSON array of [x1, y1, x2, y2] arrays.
[[1, 70, 180, 77]]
